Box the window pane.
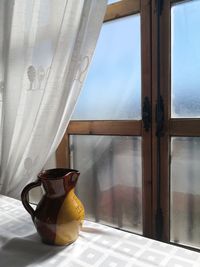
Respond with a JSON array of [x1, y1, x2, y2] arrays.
[[171, 1, 200, 118], [72, 15, 141, 120], [108, 0, 121, 4], [170, 137, 200, 249], [70, 135, 142, 234]]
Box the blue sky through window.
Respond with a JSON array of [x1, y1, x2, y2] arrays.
[[73, 0, 200, 120], [107, 0, 121, 4], [72, 14, 141, 120], [171, 0, 200, 117]]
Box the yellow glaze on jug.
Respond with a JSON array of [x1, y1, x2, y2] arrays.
[[55, 189, 85, 245]]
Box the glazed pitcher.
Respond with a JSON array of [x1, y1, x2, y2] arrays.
[[21, 168, 85, 246]]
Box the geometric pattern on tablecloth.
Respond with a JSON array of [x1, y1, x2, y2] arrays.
[[0, 194, 200, 267]]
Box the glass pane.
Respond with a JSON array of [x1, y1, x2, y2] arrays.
[[70, 135, 142, 234], [108, 0, 122, 4], [171, 1, 200, 118], [72, 15, 141, 120], [170, 137, 200, 249]]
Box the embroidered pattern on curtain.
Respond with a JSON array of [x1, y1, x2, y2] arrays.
[[0, 0, 107, 198]]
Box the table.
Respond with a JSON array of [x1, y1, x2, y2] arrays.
[[0, 194, 199, 267]]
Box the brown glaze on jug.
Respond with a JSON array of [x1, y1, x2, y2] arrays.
[[21, 168, 85, 246]]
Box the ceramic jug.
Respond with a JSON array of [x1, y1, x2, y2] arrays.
[[21, 168, 85, 246]]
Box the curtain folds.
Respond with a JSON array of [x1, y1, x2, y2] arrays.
[[0, 0, 107, 198]]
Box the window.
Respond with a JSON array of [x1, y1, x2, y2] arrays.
[[108, 0, 122, 4], [72, 14, 141, 120], [70, 135, 142, 233], [69, 0, 150, 235], [171, 0, 200, 118], [56, 0, 200, 251], [169, 0, 200, 249], [151, 0, 200, 250], [57, 0, 152, 238], [171, 137, 200, 248]]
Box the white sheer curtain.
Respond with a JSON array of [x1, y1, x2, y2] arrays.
[[0, 0, 107, 198]]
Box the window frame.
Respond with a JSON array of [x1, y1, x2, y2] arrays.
[[151, 0, 200, 250], [56, 0, 200, 251]]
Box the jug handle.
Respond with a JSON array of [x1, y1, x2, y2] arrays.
[[21, 179, 41, 218]]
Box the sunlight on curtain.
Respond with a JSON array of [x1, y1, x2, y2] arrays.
[[72, 14, 141, 120], [0, 0, 107, 198]]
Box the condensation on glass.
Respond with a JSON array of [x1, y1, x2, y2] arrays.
[[72, 14, 141, 120], [70, 135, 142, 234], [171, 0, 200, 118], [170, 137, 200, 249]]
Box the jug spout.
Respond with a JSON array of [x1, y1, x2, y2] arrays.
[[64, 171, 80, 192]]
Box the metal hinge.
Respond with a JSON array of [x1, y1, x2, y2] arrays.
[[142, 96, 151, 132]]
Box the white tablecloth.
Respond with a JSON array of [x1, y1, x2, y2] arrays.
[[0, 194, 199, 267]]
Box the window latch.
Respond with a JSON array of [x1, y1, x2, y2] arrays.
[[142, 96, 151, 132]]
